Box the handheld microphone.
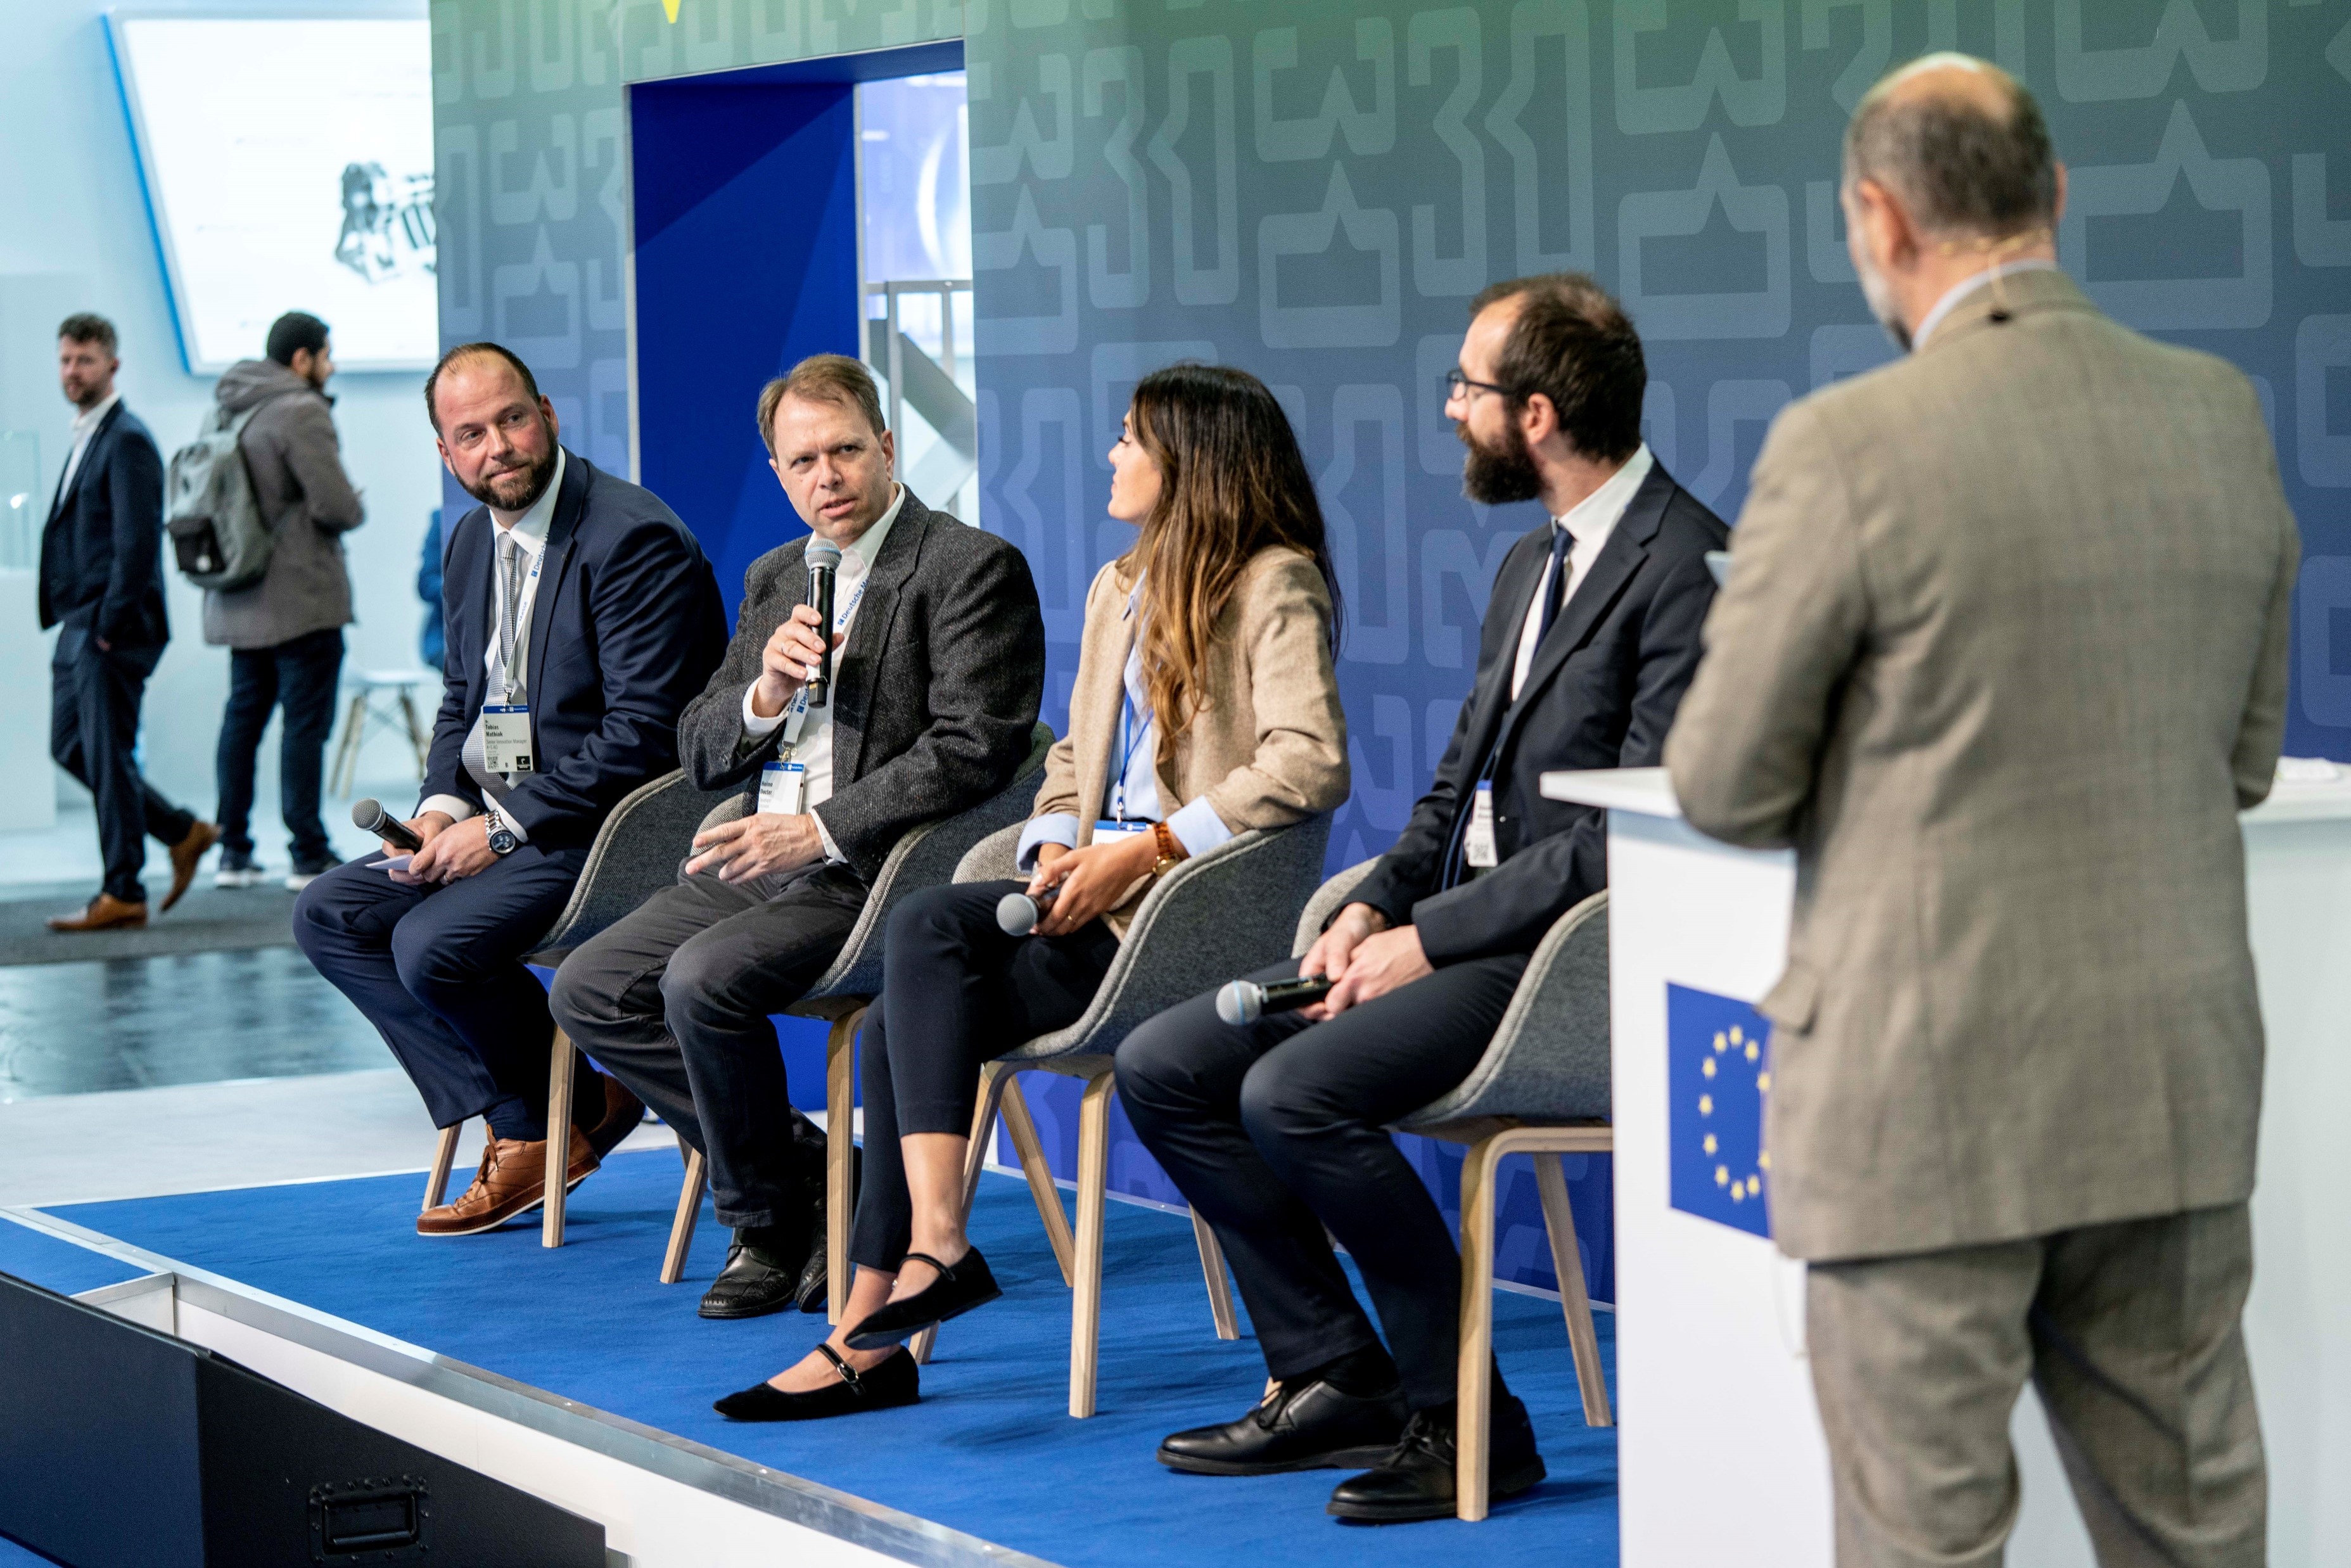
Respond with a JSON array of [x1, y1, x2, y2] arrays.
[[353, 798, 423, 852], [804, 538, 841, 708], [996, 884, 1060, 935], [1216, 974, 1335, 1026]]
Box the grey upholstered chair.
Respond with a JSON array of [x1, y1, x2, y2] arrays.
[[419, 765, 736, 1247], [658, 723, 1057, 1311], [914, 814, 1334, 1418]]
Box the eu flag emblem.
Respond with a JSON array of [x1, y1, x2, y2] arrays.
[[1667, 983, 1773, 1239]]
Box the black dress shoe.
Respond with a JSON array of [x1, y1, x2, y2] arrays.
[[699, 1240, 805, 1320], [1326, 1397, 1546, 1523], [713, 1344, 918, 1422], [841, 1247, 1002, 1350], [793, 1145, 860, 1313], [1159, 1376, 1408, 1475]]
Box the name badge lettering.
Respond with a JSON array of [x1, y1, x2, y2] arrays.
[[483, 704, 534, 774], [1464, 783, 1499, 870], [759, 761, 808, 816], [1093, 818, 1151, 838]]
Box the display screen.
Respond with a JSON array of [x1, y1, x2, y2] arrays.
[[110, 15, 436, 373]]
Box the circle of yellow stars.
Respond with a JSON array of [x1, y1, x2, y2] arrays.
[[1699, 1023, 1771, 1205]]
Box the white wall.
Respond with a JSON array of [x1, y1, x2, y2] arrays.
[[0, 0, 442, 835]]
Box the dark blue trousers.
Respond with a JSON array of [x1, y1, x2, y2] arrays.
[[49, 629, 196, 904], [215, 627, 345, 864], [293, 845, 595, 1138]]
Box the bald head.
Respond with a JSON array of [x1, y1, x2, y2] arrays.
[[1844, 53, 2056, 241]]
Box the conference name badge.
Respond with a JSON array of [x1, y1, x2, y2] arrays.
[[1093, 819, 1150, 838], [760, 761, 808, 816], [1465, 783, 1499, 869], [482, 704, 534, 773]]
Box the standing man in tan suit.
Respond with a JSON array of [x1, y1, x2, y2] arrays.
[[1666, 56, 2295, 1568]]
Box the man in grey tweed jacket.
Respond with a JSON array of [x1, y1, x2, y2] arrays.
[[553, 357, 1043, 1320], [1667, 59, 2294, 1566]]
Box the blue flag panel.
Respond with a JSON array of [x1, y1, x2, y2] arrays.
[[1667, 983, 1773, 1240]]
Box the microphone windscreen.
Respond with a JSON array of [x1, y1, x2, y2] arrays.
[[996, 892, 1040, 936], [1216, 981, 1264, 1028], [805, 539, 843, 571], [352, 798, 387, 832]]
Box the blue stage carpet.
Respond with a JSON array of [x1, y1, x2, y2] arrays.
[[40, 1151, 1616, 1566]]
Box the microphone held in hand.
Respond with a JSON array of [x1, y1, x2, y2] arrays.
[[996, 884, 1060, 935], [804, 538, 841, 708], [1216, 974, 1336, 1026], [352, 798, 423, 852]]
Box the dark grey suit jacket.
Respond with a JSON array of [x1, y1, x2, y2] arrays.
[[677, 490, 1047, 882]]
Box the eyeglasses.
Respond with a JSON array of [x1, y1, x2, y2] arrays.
[[1443, 369, 1515, 404]]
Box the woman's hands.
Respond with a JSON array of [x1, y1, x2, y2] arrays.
[[1025, 831, 1159, 937]]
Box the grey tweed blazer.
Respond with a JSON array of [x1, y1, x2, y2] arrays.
[[1665, 269, 2298, 1264], [677, 490, 1046, 883]]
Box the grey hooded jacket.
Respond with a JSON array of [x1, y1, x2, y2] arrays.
[[200, 359, 364, 649]]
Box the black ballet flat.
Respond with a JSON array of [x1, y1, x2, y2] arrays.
[[841, 1247, 1003, 1351], [713, 1343, 919, 1422]]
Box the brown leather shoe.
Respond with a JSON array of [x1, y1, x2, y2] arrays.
[[162, 821, 220, 913], [48, 893, 149, 933], [417, 1126, 598, 1237], [579, 1072, 647, 1163]]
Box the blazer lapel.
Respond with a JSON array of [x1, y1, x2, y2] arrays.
[[49, 402, 121, 525], [525, 450, 590, 698], [1498, 461, 1675, 740], [1453, 531, 1548, 772], [832, 492, 931, 784]]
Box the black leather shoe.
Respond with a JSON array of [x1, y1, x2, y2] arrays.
[[794, 1145, 860, 1313], [1326, 1397, 1546, 1523], [713, 1344, 918, 1422], [841, 1247, 1002, 1350], [699, 1240, 804, 1320], [1159, 1376, 1408, 1475]]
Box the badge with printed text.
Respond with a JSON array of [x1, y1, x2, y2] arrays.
[[482, 704, 534, 773], [1465, 783, 1499, 869], [759, 761, 808, 816]]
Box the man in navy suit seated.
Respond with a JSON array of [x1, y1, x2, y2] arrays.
[[295, 342, 727, 1237]]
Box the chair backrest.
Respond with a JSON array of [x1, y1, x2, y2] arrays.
[[793, 721, 1055, 1006], [1292, 858, 1380, 957], [525, 768, 736, 965], [993, 815, 1335, 1064], [1396, 889, 1611, 1130]]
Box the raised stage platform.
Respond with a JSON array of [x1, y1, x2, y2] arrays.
[[1, 1147, 1616, 1567]]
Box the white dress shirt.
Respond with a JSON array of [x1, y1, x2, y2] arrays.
[[1508, 443, 1654, 701], [58, 392, 122, 500], [739, 485, 907, 864], [1913, 257, 2059, 351], [419, 449, 564, 836]]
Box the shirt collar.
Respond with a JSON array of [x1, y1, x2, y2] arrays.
[[71, 392, 120, 437], [839, 484, 905, 578], [1553, 442, 1654, 542], [494, 447, 565, 556], [1914, 257, 2060, 350]]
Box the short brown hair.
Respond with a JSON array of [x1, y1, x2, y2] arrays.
[[1470, 274, 1647, 463], [758, 354, 886, 456], [424, 341, 542, 431], [58, 313, 118, 355]]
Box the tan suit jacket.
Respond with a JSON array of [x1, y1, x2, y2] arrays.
[[1033, 545, 1349, 935], [1664, 270, 2298, 1263]]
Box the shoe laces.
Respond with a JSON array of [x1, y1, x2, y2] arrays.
[[1386, 1410, 1455, 1465]]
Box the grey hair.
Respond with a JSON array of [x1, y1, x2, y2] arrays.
[[1843, 53, 2057, 239]]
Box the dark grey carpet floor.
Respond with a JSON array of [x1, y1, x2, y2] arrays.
[[0, 879, 302, 967]]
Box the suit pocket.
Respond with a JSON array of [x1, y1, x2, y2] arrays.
[[1759, 962, 1820, 1034]]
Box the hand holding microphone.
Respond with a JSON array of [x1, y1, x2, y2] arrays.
[[996, 883, 1059, 935], [1216, 973, 1335, 1025], [751, 604, 844, 720], [353, 798, 424, 853], [804, 538, 840, 708]]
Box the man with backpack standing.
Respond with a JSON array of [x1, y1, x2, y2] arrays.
[[202, 311, 364, 891], [40, 312, 217, 933]]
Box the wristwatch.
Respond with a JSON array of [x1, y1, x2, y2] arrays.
[[485, 806, 519, 857], [1150, 820, 1186, 877]]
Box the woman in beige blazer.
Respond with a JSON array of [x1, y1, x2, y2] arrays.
[[718, 364, 1349, 1422]]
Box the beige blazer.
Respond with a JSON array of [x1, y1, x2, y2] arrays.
[[1033, 545, 1349, 934], [1664, 269, 2298, 1264]]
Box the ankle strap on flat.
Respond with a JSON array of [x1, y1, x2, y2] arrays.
[[813, 1341, 862, 1389], [902, 1251, 951, 1275]]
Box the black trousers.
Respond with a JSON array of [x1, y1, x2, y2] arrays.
[[1117, 953, 1526, 1410], [547, 864, 855, 1234], [293, 846, 598, 1139], [50, 632, 196, 904], [847, 881, 1119, 1272], [215, 627, 345, 864]]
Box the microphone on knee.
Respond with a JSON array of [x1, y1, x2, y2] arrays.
[[996, 884, 1059, 935], [353, 798, 423, 852], [1216, 974, 1335, 1026]]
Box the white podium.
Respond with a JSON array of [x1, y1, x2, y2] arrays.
[[1542, 765, 2351, 1566]]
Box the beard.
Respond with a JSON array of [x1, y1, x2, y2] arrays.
[[1856, 249, 1913, 354], [1459, 417, 1545, 506], [460, 437, 559, 513]]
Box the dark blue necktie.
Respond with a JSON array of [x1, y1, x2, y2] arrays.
[[1536, 519, 1574, 644]]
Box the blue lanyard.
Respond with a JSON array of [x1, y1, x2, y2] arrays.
[[1113, 687, 1149, 822]]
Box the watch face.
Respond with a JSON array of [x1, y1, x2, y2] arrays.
[[489, 829, 518, 854]]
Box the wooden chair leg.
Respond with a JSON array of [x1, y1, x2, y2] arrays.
[[914, 1061, 1016, 1365], [1536, 1151, 1612, 1427], [1455, 1133, 1506, 1521], [1191, 1209, 1239, 1341], [542, 1030, 578, 1249], [824, 1007, 865, 1325], [424, 1122, 461, 1211], [998, 1074, 1074, 1285], [1068, 1070, 1115, 1419], [661, 1146, 708, 1285]]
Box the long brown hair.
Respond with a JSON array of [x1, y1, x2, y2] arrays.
[[1122, 363, 1341, 761]]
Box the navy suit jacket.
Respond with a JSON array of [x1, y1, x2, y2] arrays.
[[39, 401, 170, 650], [1352, 460, 1728, 963], [423, 451, 727, 848]]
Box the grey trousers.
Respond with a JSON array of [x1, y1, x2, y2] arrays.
[[1806, 1202, 2265, 1568], [547, 862, 863, 1235]]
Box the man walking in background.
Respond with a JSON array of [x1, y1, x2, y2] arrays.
[[1667, 56, 2292, 1565], [39, 312, 217, 933], [207, 310, 365, 892]]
